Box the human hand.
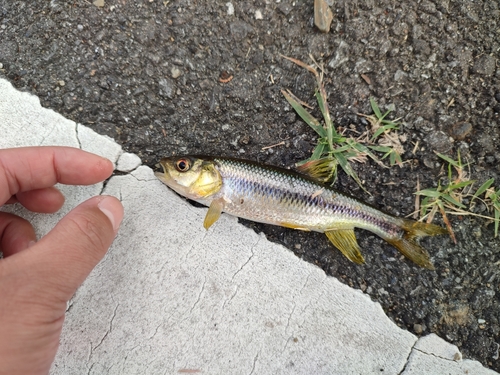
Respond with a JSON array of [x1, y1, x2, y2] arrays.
[[0, 147, 124, 375]]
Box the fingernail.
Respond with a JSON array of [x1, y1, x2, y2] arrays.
[[97, 196, 124, 234]]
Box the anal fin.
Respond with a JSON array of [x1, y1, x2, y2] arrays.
[[325, 229, 365, 264], [203, 198, 225, 230]]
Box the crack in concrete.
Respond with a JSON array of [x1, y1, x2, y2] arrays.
[[128, 171, 157, 183], [285, 302, 297, 334], [190, 278, 207, 313], [221, 282, 240, 312], [148, 322, 164, 341], [86, 362, 95, 375], [92, 304, 119, 354], [183, 231, 208, 263], [397, 337, 419, 375], [75, 123, 82, 149], [248, 351, 259, 375], [220, 237, 260, 311], [230, 236, 259, 282], [37, 121, 57, 146], [413, 347, 461, 362]]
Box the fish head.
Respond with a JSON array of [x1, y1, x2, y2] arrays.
[[155, 156, 222, 200]]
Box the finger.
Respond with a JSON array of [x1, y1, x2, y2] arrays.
[[0, 146, 114, 204], [15, 187, 65, 213], [18, 195, 123, 304], [4, 196, 19, 204], [0, 212, 37, 257]]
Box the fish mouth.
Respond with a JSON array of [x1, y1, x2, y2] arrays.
[[154, 162, 170, 184]]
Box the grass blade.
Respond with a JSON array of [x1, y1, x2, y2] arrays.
[[448, 180, 475, 190], [495, 209, 499, 238], [281, 89, 327, 138], [435, 152, 459, 167], [473, 178, 495, 199], [335, 152, 369, 194], [441, 194, 466, 209], [415, 189, 442, 198], [370, 97, 382, 119]]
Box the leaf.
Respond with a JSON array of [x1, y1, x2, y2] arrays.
[[371, 124, 398, 140], [335, 152, 369, 194], [441, 194, 466, 209], [315, 91, 332, 129], [280, 55, 319, 77], [437, 202, 457, 244], [370, 97, 382, 119], [310, 142, 326, 160], [392, 151, 403, 166], [281, 89, 326, 138], [495, 209, 499, 238], [349, 141, 385, 167], [315, 88, 335, 151], [390, 151, 397, 166], [296, 143, 326, 166], [435, 152, 459, 167], [473, 178, 495, 199], [415, 189, 442, 198], [448, 180, 475, 190]]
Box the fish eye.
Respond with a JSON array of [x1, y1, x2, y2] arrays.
[[175, 158, 191, 172]]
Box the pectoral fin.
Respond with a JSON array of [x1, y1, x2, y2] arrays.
[[203, 198, 225, 230], [325, 229, 365, 264]]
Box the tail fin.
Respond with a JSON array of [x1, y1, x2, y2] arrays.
[[386, 219, 448, 270]]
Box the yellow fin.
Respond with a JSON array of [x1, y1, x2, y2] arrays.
[[296, 157, 337, 183], [386, 237, 435, 270], [203, 198, 225, 230], [325, 229, 365, 264], [279, 222, 311, 231], [383, 219, 446, 270]]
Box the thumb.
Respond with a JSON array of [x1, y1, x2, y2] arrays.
[[0, 196, 123, 375], [25, 195, 124, 305]]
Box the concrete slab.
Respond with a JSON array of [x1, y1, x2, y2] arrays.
[[402, 334, 497, 374], [1, 78, 497, 375]]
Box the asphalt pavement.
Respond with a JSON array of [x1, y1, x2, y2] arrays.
[[1, 78, 497, 374]]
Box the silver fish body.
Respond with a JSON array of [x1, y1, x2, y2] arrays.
[[200, 158, 402, 238], [155, 156, 447, 269]]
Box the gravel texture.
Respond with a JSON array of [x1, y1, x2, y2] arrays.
[[1, 0, 499, 370]]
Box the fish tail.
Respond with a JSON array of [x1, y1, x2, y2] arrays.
[[385, 219, 448, 270]]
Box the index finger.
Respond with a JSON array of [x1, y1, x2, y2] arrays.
[[0, 146, 114, 204]]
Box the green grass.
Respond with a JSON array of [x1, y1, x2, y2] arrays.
[[415, 151, 500, 239], [281, 54, 500, 239], [280, 55, 403, 192]]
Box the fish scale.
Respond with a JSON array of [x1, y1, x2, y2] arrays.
[[210, 157, 401, 238]]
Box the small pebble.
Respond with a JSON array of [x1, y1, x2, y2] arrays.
[[414, 324, 424, 334], [314, 0, 333, 32], [255, 10, 263, 19], [478, 319, 486, 324], [226, 2, 234, 15], [58, 80, 65, 87], [171, 67, 182, 79], [449, 122, 472, 141], [93, 0, 104, 7], [77, 24, 83, 31]]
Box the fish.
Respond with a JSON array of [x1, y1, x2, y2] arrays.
[[155, 156, 448, 270]]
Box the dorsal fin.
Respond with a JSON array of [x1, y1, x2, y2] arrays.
[[296, 157, 337, 183]]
